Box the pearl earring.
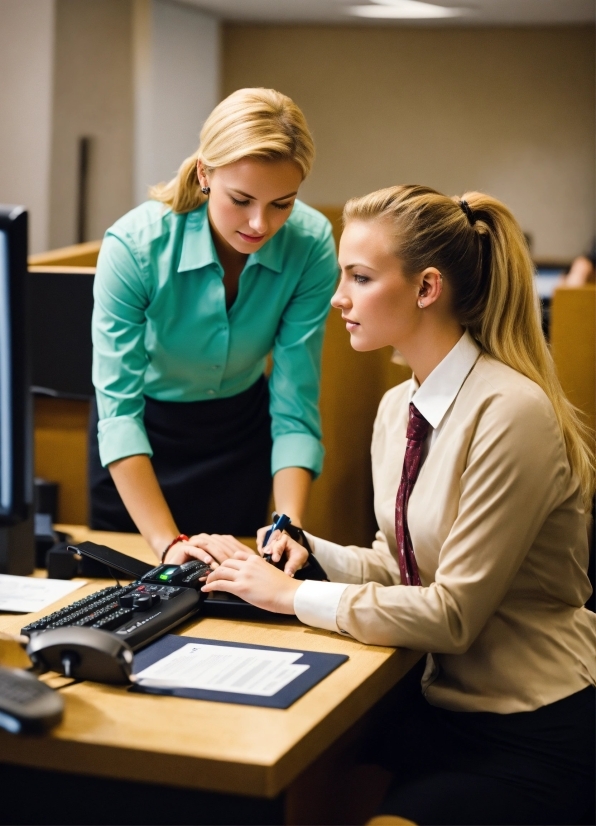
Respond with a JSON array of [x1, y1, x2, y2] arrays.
[[418, 300, 425, 309]]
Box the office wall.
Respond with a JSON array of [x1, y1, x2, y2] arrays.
[[49, 0, 135, 249], [223, 25, 595, 261], [0, 0, 55, 254], [133, 0, 220, 205], [47, 0, 220, 248]]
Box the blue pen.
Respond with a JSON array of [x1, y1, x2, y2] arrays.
[[262, 513, 291, 562]]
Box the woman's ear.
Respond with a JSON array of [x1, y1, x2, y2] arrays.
[[196, 160, 208, 188], [417, 268, 443, 309]]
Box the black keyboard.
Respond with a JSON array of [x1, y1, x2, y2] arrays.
[[21, 558, 211, 651]]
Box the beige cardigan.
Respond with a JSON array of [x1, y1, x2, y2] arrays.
[[315, 354, 595, 713]]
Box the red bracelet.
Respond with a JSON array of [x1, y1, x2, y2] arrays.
[[161, 534, 189, 562]]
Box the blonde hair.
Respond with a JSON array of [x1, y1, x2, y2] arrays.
[[150, 88, 315, 214], [344, 185, 595, 508]]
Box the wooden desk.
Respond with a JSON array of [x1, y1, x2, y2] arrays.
[[0, 526, 421, 820]]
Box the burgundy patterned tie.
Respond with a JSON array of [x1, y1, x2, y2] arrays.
[[395, 403, 430, 586]]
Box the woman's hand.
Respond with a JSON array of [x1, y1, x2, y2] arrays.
[[187, 533, 253, 564], [201, 550, 301, 614], [161, 539, 217, 567], [162, 534, 254, 567], [256, 528, 309, 576]]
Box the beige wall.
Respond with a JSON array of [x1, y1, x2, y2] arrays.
[[133, 0, 220, 206], [0, 0, 55, 254], [223, 25, 595, 261], [48, 0, 220, 249], [49, 0, 135, 249]]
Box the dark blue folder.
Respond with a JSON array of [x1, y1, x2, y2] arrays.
[[130, 634, 348, 709]]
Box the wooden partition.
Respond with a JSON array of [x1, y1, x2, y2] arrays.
[[34, 397, 90, 525], [28, 244, 100, 525], [28, 239, 102, 268], [550, 285, 596, 440]]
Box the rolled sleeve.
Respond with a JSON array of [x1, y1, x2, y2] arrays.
[[271, 433, 324, 478], [294, 580, 350, 633], [269, 223, 337, 477], [97, 415, 153, 467]]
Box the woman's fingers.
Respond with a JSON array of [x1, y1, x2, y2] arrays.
[[188, 533, 252, 563], [217, 535, 256, 556], [265, 534, 309, 575], [283, 552, 306, 578], [202, 554, 300, 614], [259, 530, 284, 560], [256, 524, 271, 553], [205, 558, 243, 581], [181, 541, 216, 566], [162, 542, 215, 567]]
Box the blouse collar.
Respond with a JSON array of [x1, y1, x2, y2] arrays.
[[409, 330, 481, 429], [178, 202, 284, 274]]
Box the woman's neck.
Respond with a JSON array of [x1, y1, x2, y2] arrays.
[[399, 319, 465, 385]]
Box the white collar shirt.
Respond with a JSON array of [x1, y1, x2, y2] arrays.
[[409, 329, 480, 460]]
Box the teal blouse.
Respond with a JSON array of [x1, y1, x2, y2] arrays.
[[92, 199, 338, 476]]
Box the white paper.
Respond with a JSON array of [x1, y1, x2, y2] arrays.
[[0, 574, 87, 613], [134, 642, 310, 697]]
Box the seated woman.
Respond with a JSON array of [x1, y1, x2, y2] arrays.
[[195, 185, 595, 826]]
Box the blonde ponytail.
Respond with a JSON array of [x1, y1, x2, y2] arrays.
[[344, 185, 595, 509], [150, 88, 315, 214]]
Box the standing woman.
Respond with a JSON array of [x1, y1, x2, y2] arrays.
[[89, 88, 337, 564], [202, 186, 595, 825]]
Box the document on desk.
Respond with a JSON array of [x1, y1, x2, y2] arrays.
[[134, 642, 310, 697], [132, 635, 349, 708], [0, 574, 87, 613]]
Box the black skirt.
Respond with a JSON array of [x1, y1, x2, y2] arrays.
[[88, 376, 273, 537], [376, 661, 595, 826]]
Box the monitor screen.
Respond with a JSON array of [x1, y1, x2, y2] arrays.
[[0, 228, 13, 514], [28, 268, 94, 399], [535, 266, 567, 300], [0, 206, 32, 526]]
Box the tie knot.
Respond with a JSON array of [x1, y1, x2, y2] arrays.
[[407, 403, 430, 442]]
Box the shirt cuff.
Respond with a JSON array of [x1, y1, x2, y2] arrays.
[[294, 580, 350, 633], [97, 415, 153, 467], [271, 432, 324, 477]]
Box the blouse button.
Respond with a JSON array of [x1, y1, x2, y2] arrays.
[[206, 389, 216, 396]]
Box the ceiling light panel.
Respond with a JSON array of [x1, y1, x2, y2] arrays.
[[348, 1, 468, 18]]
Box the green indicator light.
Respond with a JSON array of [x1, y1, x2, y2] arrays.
[[159, 574, 169, 581]]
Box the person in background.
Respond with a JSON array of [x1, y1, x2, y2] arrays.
[[90, 88, 337, 564], [199, 185, 595, 826], [563, 237, 596, 286]]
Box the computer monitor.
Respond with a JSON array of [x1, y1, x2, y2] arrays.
[[27, 267, 94, 399], [0, 205, 34, 574], [534, 262, 569, 339]]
